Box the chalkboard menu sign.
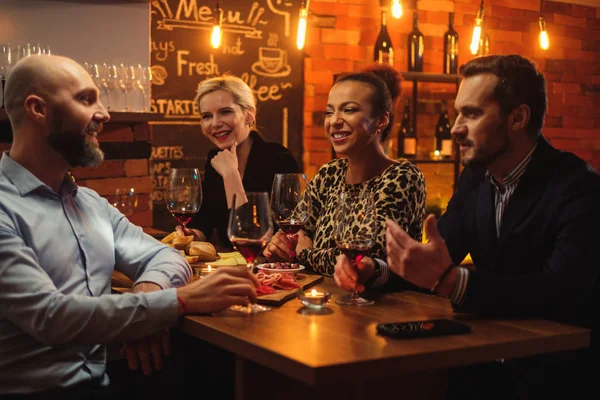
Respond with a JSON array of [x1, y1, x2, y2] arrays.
[[149, 0, 304, 232]]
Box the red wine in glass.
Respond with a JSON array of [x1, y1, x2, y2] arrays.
[[171, 211, 195, 227], [271, 173, 310, 239], [231, 238, 267, 264], [337, 243, 373, 264], [164, 168, 202, 229], [334, 190, 377, 306], [278, 221, 305, 235], [228, 192, 274, 314]]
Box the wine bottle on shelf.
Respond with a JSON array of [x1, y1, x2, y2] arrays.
[[374, 9, 394, 65], [398, 102, 416, 159], [443, 12, 459, 74], [435, 101, 453, 159], [407, 12, 424, 72]]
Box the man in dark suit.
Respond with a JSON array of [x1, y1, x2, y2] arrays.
[[334, 54, 600, 399]]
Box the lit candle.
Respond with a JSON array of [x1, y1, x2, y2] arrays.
[[298, 289, 330, 309], [306, 289, 324, 298], [200, 265, 215, 277]]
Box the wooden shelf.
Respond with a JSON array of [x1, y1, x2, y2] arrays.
[[401, 72, 461, 84], [402, 158, 456, 164], [0, 109, 164, 125]]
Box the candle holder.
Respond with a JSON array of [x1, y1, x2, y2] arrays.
[[198, 266, 216, 278], [297, 289, 331, 309]]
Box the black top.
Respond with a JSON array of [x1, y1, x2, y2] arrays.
[[189, 131, 300, 247]]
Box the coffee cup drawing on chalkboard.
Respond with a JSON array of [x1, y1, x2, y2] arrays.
[[251, 47, 291, 78]]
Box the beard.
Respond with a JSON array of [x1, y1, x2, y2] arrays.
[[461, 121, 510, 169], [47, 110, 104, 168]]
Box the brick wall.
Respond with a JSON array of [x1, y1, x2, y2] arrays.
[[303, 0, 600, 207], [1, 122, 155, 228], [68, 123, 154, 228]]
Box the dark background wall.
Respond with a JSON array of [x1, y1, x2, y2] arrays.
[[149, 0, 305, 232]]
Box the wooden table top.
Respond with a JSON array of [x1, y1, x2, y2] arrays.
[[179, 278, 591, 387]]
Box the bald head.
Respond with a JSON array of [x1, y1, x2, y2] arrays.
[[4, 55, 88, 129]]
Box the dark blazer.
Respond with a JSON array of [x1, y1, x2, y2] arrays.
[[189, 131, 299, 247], [387, 136, 600, 326], [440, 136, 600, 328], [388, 136, 600, 398]]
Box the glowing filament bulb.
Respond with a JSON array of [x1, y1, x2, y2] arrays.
[[539, 17, 549, 50], [296, 7, 308, 50], [470, 22, 482, 55], [391, 0, 402, 19], [210, 23, 221, 48]]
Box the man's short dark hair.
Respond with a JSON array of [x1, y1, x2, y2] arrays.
[[459, 55, 547, 138]]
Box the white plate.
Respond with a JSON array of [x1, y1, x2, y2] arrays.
[[256, 263, 306, 274]]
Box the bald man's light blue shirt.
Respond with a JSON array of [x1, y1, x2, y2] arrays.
[[0, 152, 192, 394]]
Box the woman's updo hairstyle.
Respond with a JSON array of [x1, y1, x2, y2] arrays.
[[335, 63, 402, 141]]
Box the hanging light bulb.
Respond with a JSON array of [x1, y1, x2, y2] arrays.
[[391, 0, 402, 19], [210, 1, 222, 49], [539, 18, 549, 50], [296, 0, 310, 50], [538, 1, 549, 50], [470, 0, 484, 55]]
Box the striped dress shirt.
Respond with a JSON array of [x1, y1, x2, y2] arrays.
[[450, 144, 538, 305]]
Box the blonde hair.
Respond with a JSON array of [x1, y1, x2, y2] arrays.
[[194, 74, 257, 128]]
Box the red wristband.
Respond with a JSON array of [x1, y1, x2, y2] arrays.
[[177, 295, 187, 315]]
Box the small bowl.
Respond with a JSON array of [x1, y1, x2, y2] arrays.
[[297, 289, 331, 309]]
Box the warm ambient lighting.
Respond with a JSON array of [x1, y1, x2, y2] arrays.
[[539, 18, 549, 49], [470, 0, 484, 55], [296, 0, 310, 50], [210, 1, 222, 49], [539, 1, 549, 50], [391, 0, 402, 19]]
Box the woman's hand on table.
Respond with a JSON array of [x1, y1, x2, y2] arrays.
[[263, 231, 297, 261], [333, 254, 376, 293], [177, 266, 260, 313]]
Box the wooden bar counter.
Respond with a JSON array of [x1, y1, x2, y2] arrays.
[[177, 277, 590, 400]]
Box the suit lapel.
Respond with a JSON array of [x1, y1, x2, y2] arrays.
[[496, 138, 555, 249], [476, 177, 497, 257]]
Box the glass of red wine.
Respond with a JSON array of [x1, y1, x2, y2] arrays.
[[334, 189, 377, 306], [270, 173, 311, 239], [165, 168, 202, 228], [228, 192, 274, 314]]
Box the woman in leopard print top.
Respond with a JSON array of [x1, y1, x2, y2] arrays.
[[265, 64, 426, 278]]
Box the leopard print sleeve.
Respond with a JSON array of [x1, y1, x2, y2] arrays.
[[297, 159, 426, 277]]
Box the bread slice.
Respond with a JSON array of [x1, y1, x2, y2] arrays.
[[185, 255, 200, 264], [172, 235, 194, 250], [188, 241, 217, 262]]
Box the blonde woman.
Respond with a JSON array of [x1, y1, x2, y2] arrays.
[[182, 74, 299, 247]]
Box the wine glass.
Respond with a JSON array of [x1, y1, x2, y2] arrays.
[[165, 168, 202, 228], [228, 192, 274, 314], [334, 189, 377, 306], [270, 173, 311, 240], [111, 187, 138, 218]]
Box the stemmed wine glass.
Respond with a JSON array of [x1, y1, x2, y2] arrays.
[[165, 168, 202, 228], [111, 187, 139, 218], [228, 192, 274, 314], [270, 173, 311, 239], [335, 189, 377, 306]]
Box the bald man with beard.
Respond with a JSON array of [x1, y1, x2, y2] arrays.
[[0, 55, 259, 398]]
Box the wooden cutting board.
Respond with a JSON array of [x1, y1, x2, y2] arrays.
[[257, 273, 324, 306]]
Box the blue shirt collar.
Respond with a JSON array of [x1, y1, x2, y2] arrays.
[[0, 151, 78, 197]]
